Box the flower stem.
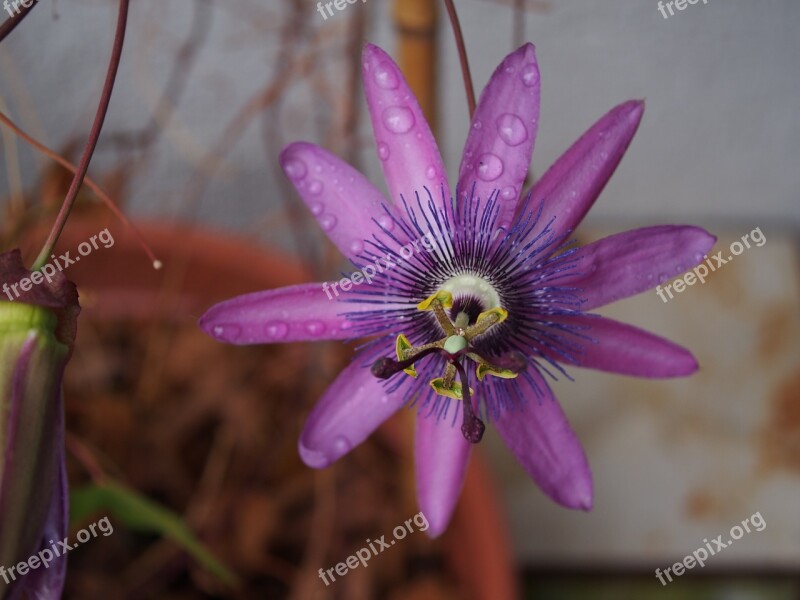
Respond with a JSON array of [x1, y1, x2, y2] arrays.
[[32, 0, 130, 271], [442, 0, 476, 119]]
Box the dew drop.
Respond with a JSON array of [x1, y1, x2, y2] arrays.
[[476, 153, 504, 182], [472, 119, 483, 130], [521, 63, 539, 87], [382, 106, 415, 134], [350, 239, 364, 254], [377, 214, 395, 231], [314, 163, 323, 174], [306, 320, 326, 335], [500, 186, 517, 200], [694, 252, 704, 263], [265, 321, 288, 339], [658, 272, 669, 283], [319, 214, 337, 231], [310, 202, 324, 216], [425, 165, 437, 179], [283, 158, 307, 180], [373, 63, 399, 89], [308, 180, 323, 195], [647, 273, 654, 281], [332, 435, 352, 454], [377, 142, 390, 161], [213, 324, 241, 341], [496, 113, 528, 146]]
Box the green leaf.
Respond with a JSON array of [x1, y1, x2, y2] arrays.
[[70, 481, 239, 586]]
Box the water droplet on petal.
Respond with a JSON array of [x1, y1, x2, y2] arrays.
[[214, 324, 241, 341], [658, 272, 669, 283], [496, 113, 528, 146], [332, 435, 352, 454], [265, 321, 288, 339], [382, 106, 415, 134], [500, 186, 517, 200], [472, 119, 482, 130], [377, 142, 390, 160], [310, 202, 324, 216], [694, 252, 704, 263], [600, 150, 609, 159], [647, 273, 654, 281], [476, 153, 504, 182], [521, 63, 539, 87], [306, 320, 326, 335], [377, 214, 395, 231], [319, 214, 337, 231], [314, 163, 323, 174], [283, 158, 307, 180], [308, 180, 323, 195], [350, 239, 364, 254], [373, 62, 399, 89], [425, 165, 437, 179]]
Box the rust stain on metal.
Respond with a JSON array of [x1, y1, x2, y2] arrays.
[[758, 367, 800, 475], [684, 488, 717, 520], [757, 304, 794, 363]]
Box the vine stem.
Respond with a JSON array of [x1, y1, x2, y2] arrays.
[[0, 110, 162, 269], [33, 0, 130, 270], [443, 0, 476, 118]]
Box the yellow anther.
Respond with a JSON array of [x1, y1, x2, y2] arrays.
[[395, 333, 418, 377], [416, 290, 453, 311], [430, 377, 473, 400], [475, 307, 508, 325], [476, 362, 520, 381]]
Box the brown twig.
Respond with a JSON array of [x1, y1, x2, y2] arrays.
[[33, 0, 130, 269]]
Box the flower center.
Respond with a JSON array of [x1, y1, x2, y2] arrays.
[[371, 290, 526, 443]]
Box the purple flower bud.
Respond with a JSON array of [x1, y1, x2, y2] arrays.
[[0, 249, 79, 600]]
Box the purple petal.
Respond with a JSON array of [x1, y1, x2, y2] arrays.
[[414, 414, 471, 538], [493, 370, 592, 510], [20, 398, 68, 600], [280, 142, 405, 261], [560, 225, 717, 310], [361, 44, 451, 232], [199, 282, 402, 345], [458, 43, 540, 233], [298, 359, 406, 468], [543, 314, 699, 378], [528, 100, 644, 240]]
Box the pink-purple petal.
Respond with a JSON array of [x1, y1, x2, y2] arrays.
[[543, 314, 699, 378], [458, 43, 540, 233], [414, 413, 471, 538], [527, 100, 644, 239], [560, 225, 716, 310], [493, 371, 593, 510], [362, 43, 451, 229], [280, 142, 401, 261], [298, 359, 406, 468], [199, 282, 401, 344]]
